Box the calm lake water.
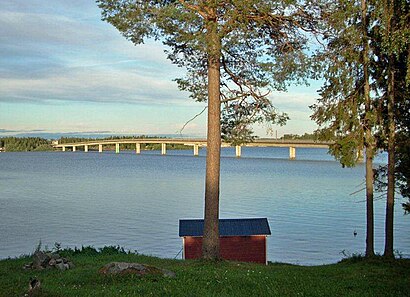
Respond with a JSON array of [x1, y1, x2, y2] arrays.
[[0, 148, 408, 265]]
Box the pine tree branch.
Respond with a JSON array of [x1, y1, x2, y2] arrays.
[[177, 0, 207, 19], [177, 106, 208, 135]]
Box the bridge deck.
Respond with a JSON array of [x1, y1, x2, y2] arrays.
[[53, 138, 330, 149]]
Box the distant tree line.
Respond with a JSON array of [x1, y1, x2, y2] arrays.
[[281, 133, 318, 141], [0, 137, 53, 152]]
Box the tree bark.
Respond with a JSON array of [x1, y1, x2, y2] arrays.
[[365, 144, 375, 257], [202, 15, 221, 260], [361, 0, 375, 258], [384, 57, 395, 258], [383, 0, 396, 259]]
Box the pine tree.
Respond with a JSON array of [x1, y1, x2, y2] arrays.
[[97, 0, 318, 259], [311, 0, 377, 257], [372, 0, 410, 257]]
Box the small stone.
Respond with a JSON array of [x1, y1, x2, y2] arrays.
[[23, 263, 32, 270], [56, 258, 63, 264], [49, 258, 56, 266], [64, 264, 70, 270], [161, 269, 176, 278], [56, 262, 66, 271], [67, 262, 75, 269]]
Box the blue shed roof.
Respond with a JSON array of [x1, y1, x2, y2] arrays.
[[179, 218, 271, 237]]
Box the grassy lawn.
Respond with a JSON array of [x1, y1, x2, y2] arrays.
[[1, 250, 409, 297]]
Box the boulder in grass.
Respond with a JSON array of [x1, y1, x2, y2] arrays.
[[32, 251, 50, 269], [99, 262, 175, 278]]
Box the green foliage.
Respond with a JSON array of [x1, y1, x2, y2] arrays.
[[330, 136, 361, 168], [310, 0, 373, 168], [0, 137, 53, 152], [403, 202, 410, 214], [281, 133, 318, 140], [371, 0, 410, 212], [221, 101, 288, 146], [57, 245, 132, 258], [97, 0, 318, 144], [1, 252, 409, 297], [338, 249, 366, 263]]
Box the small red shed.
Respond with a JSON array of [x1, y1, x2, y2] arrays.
[[179, 218, 271, 264]]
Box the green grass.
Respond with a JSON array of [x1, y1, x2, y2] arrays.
[[1, 251, 409, 297]]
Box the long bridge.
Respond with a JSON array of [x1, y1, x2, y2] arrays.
[[53, 138, 331, 159]]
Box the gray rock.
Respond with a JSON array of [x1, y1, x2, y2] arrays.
[[67, 262, 75, 269], [162, 269, 176, 278], [99, 262, 175, 278], [56, 262, 66, 271], [33, 251, 50, 268], [48, 258, 56, 267]]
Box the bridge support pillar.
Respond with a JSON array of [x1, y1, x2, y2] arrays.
[[161, 143, 166, 155], [62, 146, 66, 152], [115, 143, 120, 154], [235, 145, 242, 158], [84, 145, 88, 152], [72, 146, 76, 152], [99, 144, 103, 153], [193, 144, 199, 156], [289, 147, 296, 159], [136, 143, 141, 154]]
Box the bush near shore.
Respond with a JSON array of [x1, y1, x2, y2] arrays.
[[0, 246, 409, 297]]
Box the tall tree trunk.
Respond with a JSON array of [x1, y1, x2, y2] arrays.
[[365, 141, 375, 257], [362, 0, 375, 258], [383, 0, 396, 259], [384, 58, 395, 258], [202, 15, 221, 260]]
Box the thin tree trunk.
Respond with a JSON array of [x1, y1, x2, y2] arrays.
[[383, 0, 396, 259], [384, 59, 395, 258], [361, 0, 375, 258], [365, 145, 375, 257], [202, 15, 221, 260]]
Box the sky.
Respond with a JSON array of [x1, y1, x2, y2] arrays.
[[0, 0, 322, 139]]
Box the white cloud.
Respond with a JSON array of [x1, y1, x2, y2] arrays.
[[0, 7, 190, 106], [269, 91, 318, 111], [0, 66, 194, 106]]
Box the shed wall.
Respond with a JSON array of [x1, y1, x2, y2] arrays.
[[183, 235, 266, 264]]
